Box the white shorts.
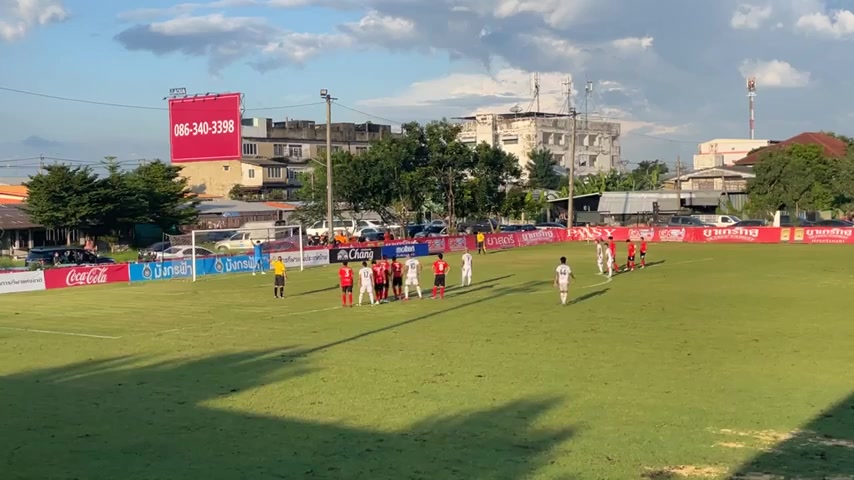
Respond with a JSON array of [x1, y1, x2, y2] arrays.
[[405, 275, 419, 286], [360, 284, 373, 294], [558, 281, 569, 290], [462, 267, 472, 276]]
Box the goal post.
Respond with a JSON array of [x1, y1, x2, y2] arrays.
[[188, 225, 305, 282]]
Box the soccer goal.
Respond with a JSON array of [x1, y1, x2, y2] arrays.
[[184, 224, 306, 282]]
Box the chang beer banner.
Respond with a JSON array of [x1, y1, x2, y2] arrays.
[[128, 260, 193, 282], [195, 255, 259, 276]]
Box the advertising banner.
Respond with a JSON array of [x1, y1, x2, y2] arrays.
[[789, 227, 854, 244], [484, 233, 518, 250], [515, 229, 567, 247], [129, 260, 193, 282], [694, 227, 782, 243], [445, 235, 471, 252], [567, 226, 625, 241], [169, 93, 242, 162], [382, 242, 429, 258], [0, 270, 46, 294], [421, 238, 447, 254], [268, 248, 330, 268], [329, 247, 381, 264], [194, 255, 259, 275], [44, 264, 130, 290], [655, 228, 687, 243]]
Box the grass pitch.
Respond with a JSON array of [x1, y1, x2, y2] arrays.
[[1, 243, 852, 480]]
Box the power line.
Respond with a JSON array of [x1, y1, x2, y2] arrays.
[[0, 85, 324, 112]]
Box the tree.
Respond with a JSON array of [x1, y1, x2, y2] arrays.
[[747, 144, 839, 216], [424, 121, 475, 233], [126, 161, 199, 230], [630, 160, 669, 190], [470, 143, 523, 224], [526, 148, 560, 190], [90, 159, 147, 236], [23, 165, 101, 244]]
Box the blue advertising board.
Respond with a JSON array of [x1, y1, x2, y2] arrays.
[[129, 255, 263, 282], [381, 243, 429, 259]]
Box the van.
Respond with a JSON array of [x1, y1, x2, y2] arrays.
[[691, 215, 741, 227], [305, 219, 357, 236]]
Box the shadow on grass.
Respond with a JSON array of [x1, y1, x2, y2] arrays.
[[644, 260, 666, 268], [569, 289, 608, 305], [293, 285, 340, 297], [0, 349, 576, 479], [729, 392, 854, 479]]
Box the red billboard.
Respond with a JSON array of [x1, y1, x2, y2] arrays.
[[44, 264, 130, 290], [168, 93, 242, 162]]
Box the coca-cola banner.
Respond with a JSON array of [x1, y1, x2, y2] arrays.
[[44, 264, 130, 290]]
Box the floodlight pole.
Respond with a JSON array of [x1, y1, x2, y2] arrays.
[[321, 89, 337, 245], [567, 108, 577, 228]]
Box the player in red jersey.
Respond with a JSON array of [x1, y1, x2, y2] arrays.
[[608, 236, 619, 272], [625, 239, 636, 271], [390, 256, 404, 300], [371, 259, 388, 303], [338, 261, 354, 307], [639, 237, 648, 268], [431, 253, 450, 299], [379, 255, 392, 301]]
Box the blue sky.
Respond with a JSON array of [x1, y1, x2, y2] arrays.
[[1, 0, 853, 178]]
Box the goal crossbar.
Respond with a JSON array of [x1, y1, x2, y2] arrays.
[[189, 225, 305, 282]]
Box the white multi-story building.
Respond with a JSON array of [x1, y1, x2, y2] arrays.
[[456, 112, 621, 177], [693, 138, 771, 170]]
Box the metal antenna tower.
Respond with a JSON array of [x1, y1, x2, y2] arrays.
[[530, 73, 541, 115], [747, 77, 756, 139], [584, 81, 593, 128]]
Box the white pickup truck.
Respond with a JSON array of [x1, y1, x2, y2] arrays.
[[691, 215, 741, 227]]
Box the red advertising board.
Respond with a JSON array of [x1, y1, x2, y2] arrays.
[[515, 228, 567, 247], [169, 93, 242, 162], [44, 264, 129, 290], [789, 227, 854, 244], [695, 227, 782, 243], [484, 233, 518, 249]]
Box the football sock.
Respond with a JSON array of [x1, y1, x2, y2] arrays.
[[432, 287, 437, 297], [417, 286, 423, 298], [274, 288, 278, 297], [440, 286, 445, 298], [560, 292, 567, 304], [342, 294, 347, 305], [404, 286, 409, 299], [348, 293, 353, 305]]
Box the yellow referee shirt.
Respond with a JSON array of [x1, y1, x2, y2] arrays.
[[272, 260, 286, 276], [476, 232, 485, 243]]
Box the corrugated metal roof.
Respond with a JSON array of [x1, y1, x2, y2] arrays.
[[0, 205, 40, 229], [598, 191, 679, 215]]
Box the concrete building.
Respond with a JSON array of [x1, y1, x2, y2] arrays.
[[663, 166, 755, 192], [178, 118, 392, 198], [455, 112, 621, 177], [693, 138, 771, 170]]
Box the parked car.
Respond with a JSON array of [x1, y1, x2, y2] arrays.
[[458, 219, 498, 234], [414, 225, 448, 238], [812, 219, 854, 227], [499, 224, 521, 232], [25, 246, 115, 268], [692, 214, 741, 227], [357, 228, 386, 242], [305, 219, 357, 237], [536, 222, 566, 230], [156, 246, 215, 260], [731, 220, 767, 228], [405, 224, 428, 237], [669, 216, 714, 227]]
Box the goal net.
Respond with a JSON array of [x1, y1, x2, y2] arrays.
[[181, 225, 306, 282]]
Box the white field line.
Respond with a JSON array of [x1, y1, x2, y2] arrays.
[[0, 326, 121, 339]]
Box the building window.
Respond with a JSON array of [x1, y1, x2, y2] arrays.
[[552, 154, 565, 165], [248, 168, 255, 179], [503, 137, 519, 145], [243, 143, 257, 156], [332, 145, 343, 152], [542, 132, 552, 144], [273, 144, 286, 156], [287, 169, 297, 179], [289, 145, 303, 157], [355, 146, 368, 154], [267, 167, 282, 178], [557, 134, 565, 145], [222, 165, 230, 171]]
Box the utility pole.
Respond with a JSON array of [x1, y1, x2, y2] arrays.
[[321, 89, 337, 244], [567, 108, 578, 227], [675, 155, 682, 213]]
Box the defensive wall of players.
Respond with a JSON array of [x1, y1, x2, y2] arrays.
[[1, 226, 851, 296]]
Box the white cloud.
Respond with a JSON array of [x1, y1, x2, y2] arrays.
[[730, 4, 772, 29], [795, 9, 854, 37], [0, 0, 67, 41], [611, 36, 654, 51], [739, 59, 811, 87]]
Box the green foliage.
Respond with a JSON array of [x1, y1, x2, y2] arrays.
[[295, 121, 522, 230], [747, 144, 850, 215], [23, 160, 198, 243], [526, 148, 560, 190], [629, 160, 669, 190]]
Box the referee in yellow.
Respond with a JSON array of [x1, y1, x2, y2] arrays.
[[476, 231, 486, 255], [272, 256, 287, 298]]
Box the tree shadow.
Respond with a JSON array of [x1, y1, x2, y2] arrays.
[[568, 289, 608, 305], [644, 260, 666, 268], [293, 285, 340, 297], [0, 348, 577, 479], [729, 392, 854, 479]]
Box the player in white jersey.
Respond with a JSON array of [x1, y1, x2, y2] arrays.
[[553, 256, 575, 306], [357, 261, 376, 306], [604, 244, 614, 277], [461, 249, 473, 286], [595, 239, 604, 274], [404, 254, 423, 300]]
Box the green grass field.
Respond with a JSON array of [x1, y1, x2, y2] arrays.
[[1, 243, 852, 480]]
